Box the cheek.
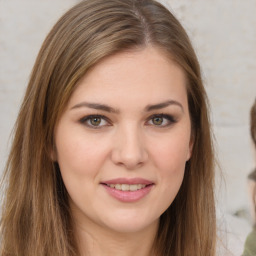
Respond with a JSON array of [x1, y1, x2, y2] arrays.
[[55, 130, 109, 178], [55, 134, 109, 204], [149, 133, 189, 197], [151, 134, 190, 172], [158, 145, 186, 193]]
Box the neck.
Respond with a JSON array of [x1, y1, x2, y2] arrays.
[[74, 217, 159, 256]]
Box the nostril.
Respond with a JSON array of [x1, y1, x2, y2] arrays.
[[110, 132, 149, 169]]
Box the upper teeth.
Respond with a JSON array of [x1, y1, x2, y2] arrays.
[[107, 184, 146, 191]]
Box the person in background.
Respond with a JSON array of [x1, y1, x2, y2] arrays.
[[243, 99, 256, 256]]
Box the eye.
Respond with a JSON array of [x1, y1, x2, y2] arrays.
[[79, 115, 110, 128], [89, 117, 103, 126], [147, 114, 176, 127], [152, 116, 164, 126]]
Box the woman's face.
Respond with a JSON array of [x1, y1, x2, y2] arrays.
[[54, 47, 193, 234]]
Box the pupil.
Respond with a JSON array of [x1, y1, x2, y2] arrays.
[[91, 117, 101, 126], [153, 117, 163, 125]]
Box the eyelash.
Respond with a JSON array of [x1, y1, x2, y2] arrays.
[[79, 113, 177, 129], [146, 114, 177, 127], [79, 115, 111, 129]]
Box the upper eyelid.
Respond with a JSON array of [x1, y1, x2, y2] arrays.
[[146, 113, 176, 121], [80, 114, 108, 119], [145, 114, 177, 126], [80, 114, 110, 123], [79, 113, 176, 124], [79, 115, 111, 129]]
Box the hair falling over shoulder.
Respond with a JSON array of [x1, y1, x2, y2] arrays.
[[0, 0, 216, 255]]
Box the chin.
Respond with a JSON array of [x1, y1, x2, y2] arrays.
[[101, 213, 159, 234]]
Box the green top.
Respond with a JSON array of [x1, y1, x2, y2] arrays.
[[243, 228, 256, 256]]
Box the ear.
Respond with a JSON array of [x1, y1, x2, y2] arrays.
[[48, 143, 58, 162], [186, 137, 194, 161]]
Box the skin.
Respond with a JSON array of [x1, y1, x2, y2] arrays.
[[54, 46, 193, 256]]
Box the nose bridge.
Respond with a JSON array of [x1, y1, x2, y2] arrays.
[[111, 122, 148, 169]]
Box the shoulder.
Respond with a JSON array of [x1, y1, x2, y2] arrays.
[[243, 228, 256, 256]]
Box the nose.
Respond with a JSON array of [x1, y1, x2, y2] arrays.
[[111, 125, 148, 170]]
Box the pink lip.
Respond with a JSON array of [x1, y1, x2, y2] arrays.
[[102, 177, 153, 185], [100, 178, 154, 203]]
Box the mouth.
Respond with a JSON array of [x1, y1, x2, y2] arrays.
[[104, 183, 149, 191], [100, 178, 154, 202]]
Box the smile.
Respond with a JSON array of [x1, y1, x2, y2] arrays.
[[101, 178, 154, 202], [106, 184, 147, 191]]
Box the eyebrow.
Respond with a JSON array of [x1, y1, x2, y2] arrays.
[[145, 100, 184, 112], [71, 102, 119, 113], [71, 100, 184, 113]]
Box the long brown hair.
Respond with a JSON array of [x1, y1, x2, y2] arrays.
[[0, 0, 216, 255]]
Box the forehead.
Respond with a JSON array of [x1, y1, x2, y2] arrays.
[[68, 46, 188, 110]]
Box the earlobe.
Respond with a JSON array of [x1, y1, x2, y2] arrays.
[[49, 144, 58, 162], [186, 139, 194, 161], [50, 151, 57, 162]]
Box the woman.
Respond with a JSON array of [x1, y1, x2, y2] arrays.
[[0, 0, 216, 255]]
